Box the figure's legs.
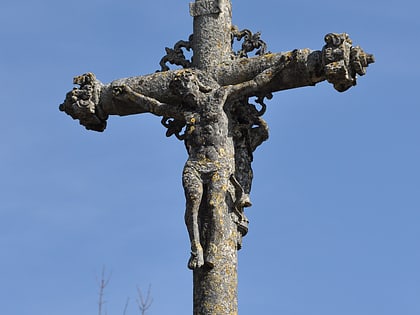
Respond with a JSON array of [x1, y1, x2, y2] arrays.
[[183, 163, 204, 270]]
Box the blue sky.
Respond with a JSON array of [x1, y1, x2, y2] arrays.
[[1, 0, 419, 314]]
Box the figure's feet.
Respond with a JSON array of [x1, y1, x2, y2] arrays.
[[188, 247, 204, 270]]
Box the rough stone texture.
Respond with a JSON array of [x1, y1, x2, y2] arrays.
[[59, 1, 374, 314], [191, 0, 233, 70]]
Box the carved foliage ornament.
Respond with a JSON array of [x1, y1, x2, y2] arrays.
[[59, 73, 108, 131], [322, 33, 375, 92], [158, 27, 269, 73], [231, 26, 269, 58], [159, 35, 194, 72]]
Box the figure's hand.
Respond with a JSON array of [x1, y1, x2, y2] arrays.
[[271, 57, 287, 76], [322, 33, 374, 92], [112, 84, 133, 97], [254, 68, 275, 87], [254, 57, 287, 88]]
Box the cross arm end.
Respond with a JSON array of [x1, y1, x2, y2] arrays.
[[217, 33, 374, 95], [59, 71, 183, 131]]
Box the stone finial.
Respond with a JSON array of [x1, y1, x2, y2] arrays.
[[322, 33, 375, 92], [59, 73, 108, 131]]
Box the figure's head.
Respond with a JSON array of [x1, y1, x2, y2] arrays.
[[169, 70, 211, 104], [170, 70, 199, 100]]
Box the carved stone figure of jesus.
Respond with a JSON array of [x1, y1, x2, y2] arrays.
[[110, 66, 281, 269]]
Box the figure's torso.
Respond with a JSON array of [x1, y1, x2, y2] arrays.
[[184, 89, 234, 167]]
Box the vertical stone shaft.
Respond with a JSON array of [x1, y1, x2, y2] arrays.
[[193, 204, 239, 315], [190, 1, 239, 314], [191, 0, 233, 70]]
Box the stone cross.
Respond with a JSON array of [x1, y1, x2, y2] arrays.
[[59, 1, 374, 314]]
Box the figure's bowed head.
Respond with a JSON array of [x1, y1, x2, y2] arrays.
[[169, 70, 213, 105]]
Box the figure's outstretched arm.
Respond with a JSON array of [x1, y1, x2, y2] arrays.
[[217, 33, 374, 94], [227, 62, 286, 99], [111, 84, 183, 119], [59, 72, 183, 131]]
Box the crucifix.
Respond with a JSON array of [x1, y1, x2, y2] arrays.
[[59, 0, 374, 314]]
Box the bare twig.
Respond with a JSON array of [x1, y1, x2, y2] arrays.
[[123, 297, 130, 315], [136, 284, 153, 315], [96, 266, 112, 315]]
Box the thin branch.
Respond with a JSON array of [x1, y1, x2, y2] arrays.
[[123, 297, 130, 315], [136, 284, 153, 315], [96, 266, 112, 315]]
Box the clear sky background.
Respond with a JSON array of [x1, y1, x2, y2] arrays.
[[1, 0, 419, 314]]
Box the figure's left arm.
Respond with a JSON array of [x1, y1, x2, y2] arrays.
[[227, 62, 286, 99], [219, 33, 374, 95]]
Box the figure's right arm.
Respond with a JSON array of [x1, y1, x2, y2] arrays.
[[111, 84, 181, 118], [59, 72, 183, 132]]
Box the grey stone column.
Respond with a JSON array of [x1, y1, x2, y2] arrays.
[[192, 202, 239, 315], [191, 0, 233, 71], [190, 1, 239, 314]]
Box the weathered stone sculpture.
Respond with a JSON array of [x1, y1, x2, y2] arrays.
[[59, 1, 374, 314]]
